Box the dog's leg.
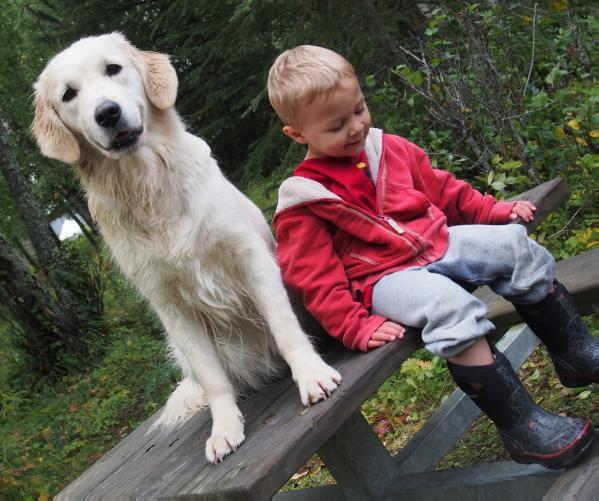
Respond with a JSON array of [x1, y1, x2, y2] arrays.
[[156, 308, 245, 463], [235, 238, 342, 405], [152, 341, 207, 429]]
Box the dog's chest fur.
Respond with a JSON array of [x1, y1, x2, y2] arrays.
[[84, 132, 254, 324]]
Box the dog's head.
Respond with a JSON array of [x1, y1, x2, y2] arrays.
[[32, 33, 178, 164]]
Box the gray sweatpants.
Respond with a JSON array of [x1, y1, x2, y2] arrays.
[[371, 224, 555, 358]]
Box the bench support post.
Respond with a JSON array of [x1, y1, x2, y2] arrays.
[[317, 409, 395, 499]]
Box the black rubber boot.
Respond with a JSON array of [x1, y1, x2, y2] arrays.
[[448, 347, 594, 469], [514, 280, 599, 387]]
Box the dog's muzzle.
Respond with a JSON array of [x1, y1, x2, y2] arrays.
[[94, 100, 143, 152], [111, 127, 143, 151]]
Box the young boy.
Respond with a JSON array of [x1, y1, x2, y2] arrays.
[[268, 45, 597, 469]]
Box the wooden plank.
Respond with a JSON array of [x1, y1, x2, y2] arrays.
[[62, 335, 421, 500], [384, 460, 560, 501], [509, 176, 569, 234], [544, 438, 599, 500], [274, 485, 345, 501], [86, 376, 295, 499], [178, 335, 423, 499]]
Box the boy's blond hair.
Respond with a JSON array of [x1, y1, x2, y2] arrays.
[[267, 45, 355, 125]]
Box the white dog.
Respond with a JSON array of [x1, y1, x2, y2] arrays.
[[32, 33, 341, 463]]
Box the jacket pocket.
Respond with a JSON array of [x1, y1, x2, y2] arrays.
[[384, 186, 431, 221], [349, 252, 379, 265]]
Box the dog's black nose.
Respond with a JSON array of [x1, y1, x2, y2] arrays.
[[95, 101, 121, 128]]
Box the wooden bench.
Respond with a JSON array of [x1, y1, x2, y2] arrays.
[[56, 178, 598, 500]]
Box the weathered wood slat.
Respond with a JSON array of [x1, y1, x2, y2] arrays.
[[511, 176, 570, 234], [384, 460, 561, 501], [543, 438, 599, 501], [276, 461, 564, 501]]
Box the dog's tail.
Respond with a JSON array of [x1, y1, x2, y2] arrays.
[[149, 377, 207, 431]]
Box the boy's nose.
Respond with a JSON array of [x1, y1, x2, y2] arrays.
[[349, 118, 365, 136]]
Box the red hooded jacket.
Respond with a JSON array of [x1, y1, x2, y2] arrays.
[[272, 130, 514, 352]]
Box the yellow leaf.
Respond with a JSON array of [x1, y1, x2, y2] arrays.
[[522, 16, 532, 23], [551, 0, 569, 11], [567, 119, 580, 131], [576, 137, 588, 147], [589, 130, 599, 138], [555, 127, 567, 140]]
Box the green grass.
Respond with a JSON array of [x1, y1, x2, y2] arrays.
[[0, 266, 180, 498], [0, 328, 179, 497]]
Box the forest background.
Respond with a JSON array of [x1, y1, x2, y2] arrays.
[[0, 0, 597, 497]]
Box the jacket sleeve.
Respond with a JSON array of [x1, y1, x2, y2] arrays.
[[274, 207, 387, 352], [402, 139, 514, 226]]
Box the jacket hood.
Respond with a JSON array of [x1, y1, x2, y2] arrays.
[[275, 128, 384, 214]]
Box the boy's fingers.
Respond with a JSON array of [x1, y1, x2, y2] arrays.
[[371, 332, 398, 342], [381, 321, 405, 333]]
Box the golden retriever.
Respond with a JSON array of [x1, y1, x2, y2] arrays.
[[32, 33, 341, 463]]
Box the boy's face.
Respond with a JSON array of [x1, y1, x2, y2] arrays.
[[283, 76, 371, 160]]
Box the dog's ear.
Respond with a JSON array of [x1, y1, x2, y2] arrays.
[[135, 50, 178, 110], [32, 87, 80, 164]]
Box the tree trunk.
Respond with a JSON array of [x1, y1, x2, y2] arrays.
[[0, 233, 78, 374], [0, 117, 88, 350], [0, 119, 62, 269]]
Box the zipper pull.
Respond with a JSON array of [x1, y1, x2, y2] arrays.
[[383, 216, 405, 234]]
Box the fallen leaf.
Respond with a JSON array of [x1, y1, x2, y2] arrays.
[[291, 466, 310, 481]]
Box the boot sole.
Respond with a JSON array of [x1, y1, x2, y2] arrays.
[[509, 422, 595, 470]]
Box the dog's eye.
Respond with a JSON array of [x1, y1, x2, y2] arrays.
[[106, 64, 122, 76], [62, 87, 77, 102]]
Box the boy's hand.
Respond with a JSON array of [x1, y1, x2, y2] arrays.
[[509, 201, 536, 223], [368, 321, 405, 349]]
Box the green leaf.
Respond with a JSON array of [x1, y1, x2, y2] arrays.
[[531, 91, 549, 108], [577, 390, 591, 399], [499, 160, 523, 171], [545, 65, 567, 86]]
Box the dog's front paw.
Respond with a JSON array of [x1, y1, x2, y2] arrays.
[[205, 413, 245, 464], [293, 356, 342, 406]]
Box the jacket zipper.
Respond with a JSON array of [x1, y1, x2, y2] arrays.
[[375, 144, 424, 250], [382, 216, 405, 234], [340, 205, 419, 254]]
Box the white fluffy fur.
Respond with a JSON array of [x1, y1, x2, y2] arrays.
[[33, 33, 341, 463]]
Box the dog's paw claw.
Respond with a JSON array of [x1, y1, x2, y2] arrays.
[[296, 361, 342, 406], [205, 429, 245, 464]]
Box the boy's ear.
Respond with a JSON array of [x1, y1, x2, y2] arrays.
[[282, 125, 308, 145]]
